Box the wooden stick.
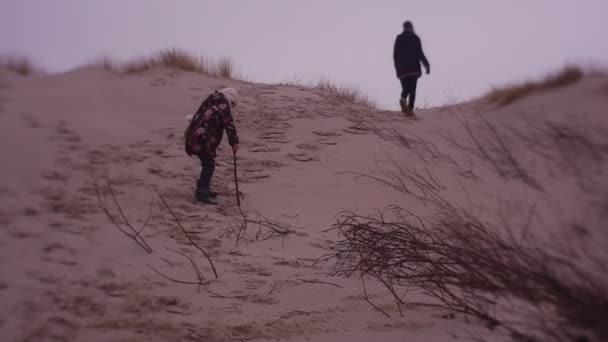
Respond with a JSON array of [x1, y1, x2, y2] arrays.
[[233, 150, 241, 207]]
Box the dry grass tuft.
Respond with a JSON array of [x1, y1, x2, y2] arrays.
[[314, 79, 377, 108], [486, 66, 584, 106], [213, 57, 235, 79], [0, 56, 40, 76], [156, 49, 204, 72], [92, 49, 236, 79], [276, 78, 377, 109], [121, 58, 154, 74], [93, 56, 117, 73]]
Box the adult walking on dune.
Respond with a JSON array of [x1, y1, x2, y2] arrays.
[[393, 20, 430, 116], [184, 88, 239, 204]]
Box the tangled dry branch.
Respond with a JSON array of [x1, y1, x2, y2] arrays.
[[93, 171, 153, 253], [320, 204, 607, 341], [155, 189, 218, 278], [147, 247, 210, 293], [225, 206, 299, 246]]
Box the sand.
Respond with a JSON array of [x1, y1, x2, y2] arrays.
[[1, 66, 606, 341]]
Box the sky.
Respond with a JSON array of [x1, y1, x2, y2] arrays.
[[1, 0, 607, 110]]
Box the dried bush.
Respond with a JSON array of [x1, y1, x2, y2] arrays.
[[486, 66, 584, 106], [91, 49, 236, 79], [223, 207, 301, 246], [91, 55, 117, 73], [443, 116, 543, 190], [212, 56, 235, 79], [0, 55, 40, 75], [277, 78, 377, 108], [321, 115, 608, 341], [156, 49, 205, 72], [506, 116, 608, 181], [314, 79, 377, 108], [321, 203, 607, 341]]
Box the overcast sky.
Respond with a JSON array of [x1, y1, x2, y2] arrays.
[[1, 0, 607, 109]]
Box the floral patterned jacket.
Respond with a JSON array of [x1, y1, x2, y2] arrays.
[[185, 91, 239, 157]]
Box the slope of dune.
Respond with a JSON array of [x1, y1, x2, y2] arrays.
[[1, 66, 607, 341]]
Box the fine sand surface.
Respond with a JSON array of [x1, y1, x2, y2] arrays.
[[1, 66, 607, 341]]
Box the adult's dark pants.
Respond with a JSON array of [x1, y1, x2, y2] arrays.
[[399, 75, 419, 110], [197, 151, 215, 190]]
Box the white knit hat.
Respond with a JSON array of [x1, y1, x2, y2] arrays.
[[219, 87, 239, 107]]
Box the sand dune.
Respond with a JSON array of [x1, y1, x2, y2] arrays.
[[1, 66, 607, 341]]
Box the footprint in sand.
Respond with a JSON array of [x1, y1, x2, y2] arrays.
[[288, 106, 308, 114], [97, 281, 133, 298], [41, 170, 69, 182], [366, 320, 434, 332], [25, 316, 80, 342], [6, 227, 34, 239], [233, 263, 273, 277], [342, 124, 370, 135], [242, 170, 271, 183], [42, 243, 78, 266], [147, 166, 180, 179], [123, 295, 190, 314], [47, 291, 106, 317], [52, 121, 85, 152], [131, 140, 177, 158], [150, 78, 172, 87], [238, 159, 280, 182], [21, 112, 42, 128], [295, 143, 319, 152], [34, 186, 98, 219], [259, 132, 291, 144], [288, 152, 319, 162], [89, 145, 149, 165], [316, 138, 338, 146], [313, 129, 342, 137], [128, 139, 152, 148], [0, 210, 15, 227], [249, 146, 281, 153], [97, 267, 116, 279], [22, 207, 40, 217], [86, 149, 108, 165], [296, 111, 316, 119], [55, 121, 76, 136], [274, 259, 303, 268]]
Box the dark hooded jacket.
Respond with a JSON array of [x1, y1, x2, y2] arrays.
[[393, 30, 430, 78], [184, 91, 238, 157]]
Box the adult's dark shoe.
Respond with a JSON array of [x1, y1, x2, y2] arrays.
[[196, 181, 218, 198], [195, 188, 217, 204], [399, 98, 408, 113], [197, 196, 217, 205]]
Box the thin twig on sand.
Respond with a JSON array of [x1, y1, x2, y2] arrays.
[[266, 310, 323, 326], [155, 189, 218, 278], [148, 247, 210, 292], [93, 171, 153, 253]]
